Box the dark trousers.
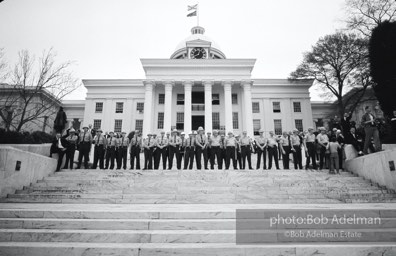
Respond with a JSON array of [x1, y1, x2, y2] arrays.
[[236, 151, 242, 169], [281, 145, 291, 169], [144, 148, 153, 169], [319, 144, 327, 169], [63, 146, 75, 169], [210, 146, 222, 169], [184, 147, 195, 169], [221, 149, 227, 169], [267, 146, 279, 169], [195, 147, 204, 170], [306, 142, 317, 169], [292, 145, 303, 169], [105, 147, 116, 169], [177, 147, 185, 170], [256, 147, 267, 169], [92, 145, 105, 169], [168, 146, 180, 170], [56, 150, 66, 171], [205, 147, 210, 169], [154, 148, 167, 170], [225, 146, 238, 169], [152, 147, 157, 166], [77, 142, 90, 169], [363, 126, 381, 154], [338, 147, 343, 170], [130, 146, 140, 170], [117, 146, 128, 169], [241, 146, 253, 169], [115, 149, 120, 169]]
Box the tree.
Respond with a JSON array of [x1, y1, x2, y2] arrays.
[[369, 20, 396, 116], [0, 49, 79, 132], [345, 0, 396, 37], [290, 32, 372, 119]]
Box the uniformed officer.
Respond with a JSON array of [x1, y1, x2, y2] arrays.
[[255, 129, 267, 170], [235, 134, 243, 169], [143, 133, 156, 170], [130, 130, 142, 170], [267, 131, 280, 170], [168, 129, 181, 170], [209, 130, 222, 170], [184, 131, 196, 170], [63, 128, 78, 169], [165, 131, 171, 164], [178, 132, 186, 170], [240, 131, 253, 170], [151, 133, 158, 165], [77, 126, 92, 169], [115, 132, 121, 168], [225, 131, 238, 170], [92, 129, 107, 169], [105, 131, 118, 170], [279, 131, 292, 169], [155, 130, 168, 170], [219, 133, 227, 169], [206, 132, 212, 169], [117, 132, 129, 170], [291, 129, 303, 170], [195, 127, 208, 170]]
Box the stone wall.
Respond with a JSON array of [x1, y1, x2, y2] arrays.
[[0, 146, 57, 197], [345, 148, 396, 191], [0, 144, 51, 157]]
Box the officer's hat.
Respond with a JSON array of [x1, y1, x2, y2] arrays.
[[181, 132, 185, 135], [82, 126, 88, 130], [97, 129, 103, 133], [197, 126, 204, 131], [172, 129, 178, 133]]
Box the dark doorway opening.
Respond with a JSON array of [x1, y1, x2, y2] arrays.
[[192, 115, 204, 131]]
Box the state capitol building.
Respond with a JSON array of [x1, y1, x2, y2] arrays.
[[64, 26, 315, 137]]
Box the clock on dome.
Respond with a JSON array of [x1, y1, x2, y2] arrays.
[[190, 47, 207, 59]]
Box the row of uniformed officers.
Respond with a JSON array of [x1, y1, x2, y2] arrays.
[[68, 125, 311, 171]]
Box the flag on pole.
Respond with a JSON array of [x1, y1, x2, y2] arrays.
[[188, 4, 197, 11], [187, 10, 197, 17]]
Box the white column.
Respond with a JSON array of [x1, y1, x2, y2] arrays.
[[184, 80, 193, 133], [143, 80, 154, 135], [223, 81, 233, 133], [164, 81, 174, 132], [242, 80, 254, 137], [204, 80, 213, 133]]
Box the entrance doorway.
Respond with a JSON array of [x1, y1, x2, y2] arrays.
[[192, 115, 204, 131]]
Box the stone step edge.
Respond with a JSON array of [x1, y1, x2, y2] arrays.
[[2, 228, 396, 234], [0, 242, 395, 248]]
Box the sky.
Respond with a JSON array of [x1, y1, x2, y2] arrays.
[[0, 0, 347, 100]]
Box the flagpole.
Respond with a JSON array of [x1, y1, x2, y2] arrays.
[[197, 3, 199, 26]]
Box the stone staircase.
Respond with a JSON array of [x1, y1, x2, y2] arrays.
[[1, 169, 396, 255]]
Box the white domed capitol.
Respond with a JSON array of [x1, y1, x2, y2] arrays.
[[63, 26, 314, 136]]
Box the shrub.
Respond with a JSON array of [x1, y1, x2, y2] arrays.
[[0, 128, 54, 144]]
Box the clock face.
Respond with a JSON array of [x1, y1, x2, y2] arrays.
[[190, 47, 207, 59]]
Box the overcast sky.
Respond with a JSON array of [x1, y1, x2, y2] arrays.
[[0, 0, 347, 100]]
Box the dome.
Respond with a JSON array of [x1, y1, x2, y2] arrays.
[[171, 26, 226, 59]]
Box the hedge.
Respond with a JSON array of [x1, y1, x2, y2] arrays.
[[0, 129, 54, 144]]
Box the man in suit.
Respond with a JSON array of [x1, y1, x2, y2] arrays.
[[341, 112, 352, 133], [345, 127, 364, 156], [50, 133, 70, 172], [361, 106, 381, 154]]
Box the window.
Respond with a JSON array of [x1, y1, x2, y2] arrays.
[[157, 112, 164, 129], [274, 119, 282, 135], [136, 102, 144, 113], [115, 102, 124, 113], [158, 94, 165, 104], [252, 102, 260, 113], [176, 112, 184, 130], [212, 112, 220, 129], [295, 119, 303, 132], [233, 112, 239, 129], [93, 119, 101, 130], [95, 102, 103, 113], [273, 102, 281, 113], [114, 119, 122, 133], [177, 94, 184, 105], [253, 119, 261, 135], [135, 119, 143, 132], [293, 102, 301, 112], [232, 94, 238, 104], [212, 94, 220, 105]]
